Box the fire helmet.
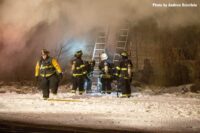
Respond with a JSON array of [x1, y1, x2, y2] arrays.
[[75, 50, 83, 57], [41, 49, 49, 55], [120, 51, 128, 57], [100, 53, 108, 60]]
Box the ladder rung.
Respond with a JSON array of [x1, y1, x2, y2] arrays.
[[120, 29, 129, 31], [116, 46, 126, 48], [117, 41, 127, 43], [94, 48, 105, 50], [98, 36, 106, 38], [95, 43, 106, 45], [94, 49, 105, 51], [119, 34, 128, 36], [116, 47, 125, 49]]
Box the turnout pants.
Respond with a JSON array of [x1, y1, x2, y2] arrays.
[[72, 76, 84, 94], [100, 78, 112, 94], [40, 74, 59, 98], [85, 77, 92, 92], [119, 77, 131, 97]]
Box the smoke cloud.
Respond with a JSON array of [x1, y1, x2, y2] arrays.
[[0, 0, 199, 80]]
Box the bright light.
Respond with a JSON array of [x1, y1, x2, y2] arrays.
[[61, 39, 87, 58]]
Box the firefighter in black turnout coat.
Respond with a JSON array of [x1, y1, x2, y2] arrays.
[[115, 51, 133, 98], [99, 53, 113, 94], [35, 49, 63, 100], [84, 60, 95, 93], [71, 50, 87, 95]]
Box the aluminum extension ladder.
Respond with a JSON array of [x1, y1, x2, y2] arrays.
[[91, 27, 109, 92], [113, 23, 130, 62]]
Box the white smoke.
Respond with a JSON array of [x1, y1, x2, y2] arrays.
[[0, 0, 199, 80]]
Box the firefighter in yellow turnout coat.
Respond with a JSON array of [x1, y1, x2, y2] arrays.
[[71, 50, 87, 95], [115, 51, 133, 98], [35, 49, 63, 99]]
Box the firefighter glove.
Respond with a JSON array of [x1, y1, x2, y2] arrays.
[[35, 76, 39, 82], [59, 73, 63, 80]]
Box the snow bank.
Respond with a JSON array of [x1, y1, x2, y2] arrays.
[[0, 90, 200, 132]]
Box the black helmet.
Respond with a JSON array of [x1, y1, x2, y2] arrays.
[[41, 49, 49, 55], [74, 50, 83, 58]]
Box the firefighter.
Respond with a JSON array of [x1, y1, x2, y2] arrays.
[[99, 53, 113, 94], [35, 49, 63, 100], [84, 60, 95, 93], [71, 50, 87, 95], [115, 51, 133, 98]]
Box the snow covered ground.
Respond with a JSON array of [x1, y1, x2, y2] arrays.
[[0, 87, 200, 132]]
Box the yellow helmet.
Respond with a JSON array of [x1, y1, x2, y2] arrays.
[[120, 51, 128, 57]]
